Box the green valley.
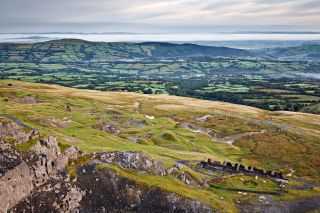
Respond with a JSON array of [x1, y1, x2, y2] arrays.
[[0, 40, 319, 114]]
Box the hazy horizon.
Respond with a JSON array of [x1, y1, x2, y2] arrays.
[[2, 32, 320, 42], [1, 1, 320, 46]]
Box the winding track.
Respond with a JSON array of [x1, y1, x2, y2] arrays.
[[0, 114, 34, 130]]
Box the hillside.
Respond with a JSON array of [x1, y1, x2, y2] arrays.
[[1, 80, 320, 212], [0, 39, 252, 63], [256, 44, 320, 62]]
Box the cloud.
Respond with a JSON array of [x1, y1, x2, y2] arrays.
[[0, 0, 319, 32]]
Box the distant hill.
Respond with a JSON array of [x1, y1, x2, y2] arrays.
[[256, 44, 320, 62], [0, 39, 252, 63], [137, 42, 252, 58]]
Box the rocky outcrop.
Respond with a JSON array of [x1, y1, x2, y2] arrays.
[[162, 163, 202, 187], [0, 146, 22, 176], [0, 161, 34, 210], [31, 136, 78, 186], [0, 119, 32, 143], [96, 152, 203, 188], [96, 152, 203, 187], [12, 173, 85, 213], [75, 164, 213, 213], [97, 151, 164, 174], [11, 164, 213, 213], [1, 120, 214, 212], [0, 127, 78, 211]]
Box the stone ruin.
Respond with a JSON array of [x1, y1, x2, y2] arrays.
[[199, 158, 285, 180]]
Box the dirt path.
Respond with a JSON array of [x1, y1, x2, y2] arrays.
[[179, 121, 263, 145], [179, 122, 212, 134], [0, 114, 34, 130], [212, 131, 264, 145]]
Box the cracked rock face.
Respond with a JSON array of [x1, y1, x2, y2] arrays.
[[0, 121, 79, 211], [31, 137, 78, 187], [12, 173, 85, 213], [0, 148, 22, 176], [0, 119, 31, 143], [11, 164, 213, 213], [75, 165, 213, 213]]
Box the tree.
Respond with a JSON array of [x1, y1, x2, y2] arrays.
[[143, 88, 153, 94], [273, 105, 281, 111]]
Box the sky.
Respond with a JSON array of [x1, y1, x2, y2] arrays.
[[1, 0, 320, 33]]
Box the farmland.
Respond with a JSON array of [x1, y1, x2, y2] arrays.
[[0, 39, 319, 114], [1, 62, 318, 113]]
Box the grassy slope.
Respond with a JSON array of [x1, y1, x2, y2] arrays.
[[302, 103, 320, 114], [257, 44, 320, 62], [1, 80, 320, 211]]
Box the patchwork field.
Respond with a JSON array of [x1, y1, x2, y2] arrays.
[[0, 40, 319, 119]]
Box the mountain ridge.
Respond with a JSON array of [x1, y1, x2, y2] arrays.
[[0, 39, 253, 63]]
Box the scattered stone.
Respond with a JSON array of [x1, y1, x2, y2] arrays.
[[127, 136, 139, 143], [259, 196, 266, 201], [176, 163, 184, 170], [144, 114, 155, 120], [196, 115, 213, 122], [66, 105, 72, 112], [91, 159, 105, 165], [93, 122, 121, 135], [166, 167, 175, 175], [133, 102, 141, 113]]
